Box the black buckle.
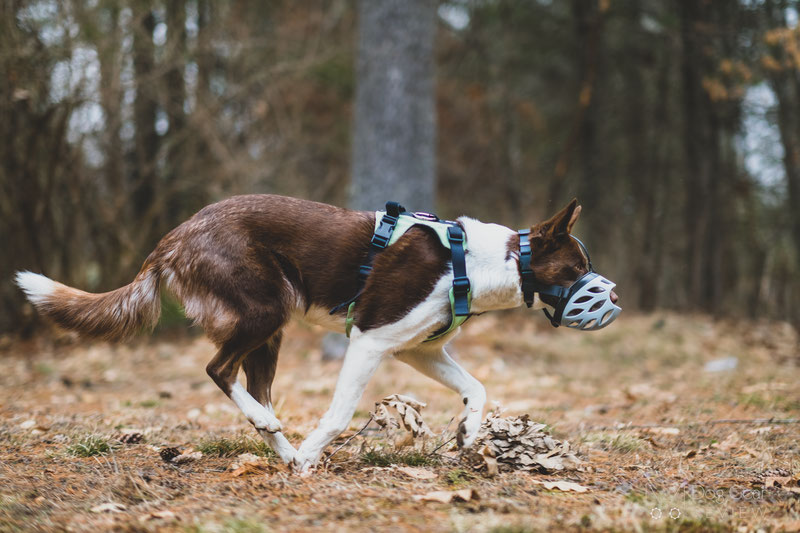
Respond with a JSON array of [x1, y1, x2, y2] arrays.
[[453, 276, 470, 294], [371, 215, 398, 249], [385, 201, 406, 218], [447, 226, 464, 243]]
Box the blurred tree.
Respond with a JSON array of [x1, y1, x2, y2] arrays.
[[2, 0, 800, 336], [349, 0, 438, 212]]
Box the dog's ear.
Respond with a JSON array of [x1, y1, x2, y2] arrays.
[[531, 199, 580, 241]]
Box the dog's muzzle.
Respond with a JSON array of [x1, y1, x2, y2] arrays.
[[519, 231, 621, 331], [543, 272, 621, 331]]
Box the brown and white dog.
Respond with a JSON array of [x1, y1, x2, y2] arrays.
[[16, 194, 614, 473]]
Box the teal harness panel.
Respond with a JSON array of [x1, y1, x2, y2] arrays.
[[374, 211, 469, 252], [341, 209, 472, 342]]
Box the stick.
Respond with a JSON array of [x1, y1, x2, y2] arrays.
[[324, 415, 374, 464], [427, 436, 456, 457]]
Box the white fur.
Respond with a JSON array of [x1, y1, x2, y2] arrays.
[[293, 331, 389, 473], [15, 271, 56, 305], [396, 344, 486, 448], [458, 217, 525, 313], [229, 381, 282, 433]]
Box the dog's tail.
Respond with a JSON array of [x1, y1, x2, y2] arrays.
[[15, 266, 162, 341]]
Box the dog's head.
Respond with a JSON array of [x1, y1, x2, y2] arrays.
[[527, 199, 619, 309]]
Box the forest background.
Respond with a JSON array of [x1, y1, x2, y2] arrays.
[[2, 0, 800, 336]]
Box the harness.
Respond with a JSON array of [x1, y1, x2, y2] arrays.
[[330, 202, 471, 342]]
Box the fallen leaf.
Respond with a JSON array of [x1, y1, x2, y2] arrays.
[[91, 502, 127, 513], [229, 453, 273, 476], [764, 476, 793, 488], [139, 510, 177, 522], [712, 433, 740, 452], [479, 444, 498, 477], [644, 427, 680, 436], [414, 488, 478, 503], [531, 480, 589, 493], [372, 394, 434, 438], [396, 466, 437, 480]]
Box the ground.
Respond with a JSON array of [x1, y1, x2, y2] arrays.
[[1, 312, 798, 532]]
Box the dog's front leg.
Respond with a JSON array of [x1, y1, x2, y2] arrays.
[[396, 344, 486, 449], [292, 335, 387, 474]]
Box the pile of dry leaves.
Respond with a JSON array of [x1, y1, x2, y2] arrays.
[[462, 412, 584, 475], [368, 396, 585, 477]]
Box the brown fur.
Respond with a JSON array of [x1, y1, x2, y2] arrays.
[[28, 269, 161, 341]]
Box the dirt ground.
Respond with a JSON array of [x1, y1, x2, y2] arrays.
[[1, 312, 799, 532]]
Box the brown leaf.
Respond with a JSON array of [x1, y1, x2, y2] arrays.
[[462, 413, 583, 473], [229, 453, 274, 476], [479, 444, 498, 477], [531, 480, 589, 493], [139, 510, 177, 522], [90, 502, 127, 513], [765, 476, 793, 488], [414, 488, 478, 503], [372, 394, 434, 438], [396, 466, 437, 480]]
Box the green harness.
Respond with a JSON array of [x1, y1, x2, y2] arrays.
[[331, 202, 472, 342]]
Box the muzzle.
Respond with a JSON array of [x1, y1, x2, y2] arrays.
[[518, 231, 621, 331]]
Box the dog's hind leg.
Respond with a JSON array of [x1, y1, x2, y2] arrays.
[[242, 333, 297, 463], [206, 327, 285, 435], [396, 344, 486, 449]]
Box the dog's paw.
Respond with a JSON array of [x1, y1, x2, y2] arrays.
[[290, 454, 317, 476], [249, 411, 283, 433], [456, 416, 480, 449]]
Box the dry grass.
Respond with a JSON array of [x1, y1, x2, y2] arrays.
[[0, 312, 798, 532]]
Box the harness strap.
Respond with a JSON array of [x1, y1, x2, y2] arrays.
[[425, 224, 471, 342], [330, 201, 405, 318]]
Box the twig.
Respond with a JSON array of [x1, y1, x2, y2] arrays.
[[426, 436, 456, 457], [324, 415, 374, 464], [584, 418, 799, 432]]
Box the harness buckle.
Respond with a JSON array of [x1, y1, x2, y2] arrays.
[[371, 215, 398, 249], [446, 226, 464, 243], [453, 276, 471, 294]]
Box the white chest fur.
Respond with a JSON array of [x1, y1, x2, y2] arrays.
[[458, 217, 544, 313]]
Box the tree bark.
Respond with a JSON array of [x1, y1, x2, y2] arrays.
[[132, 3, 158, 234], [350, 0, 437, 213]]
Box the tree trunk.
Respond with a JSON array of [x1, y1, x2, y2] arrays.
[[165, 0, 187, 228], [350, 0, 437, 213], [131, 3, 159, 239]]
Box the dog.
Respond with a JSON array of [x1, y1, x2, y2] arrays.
[[16, 194, 619, 473]]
